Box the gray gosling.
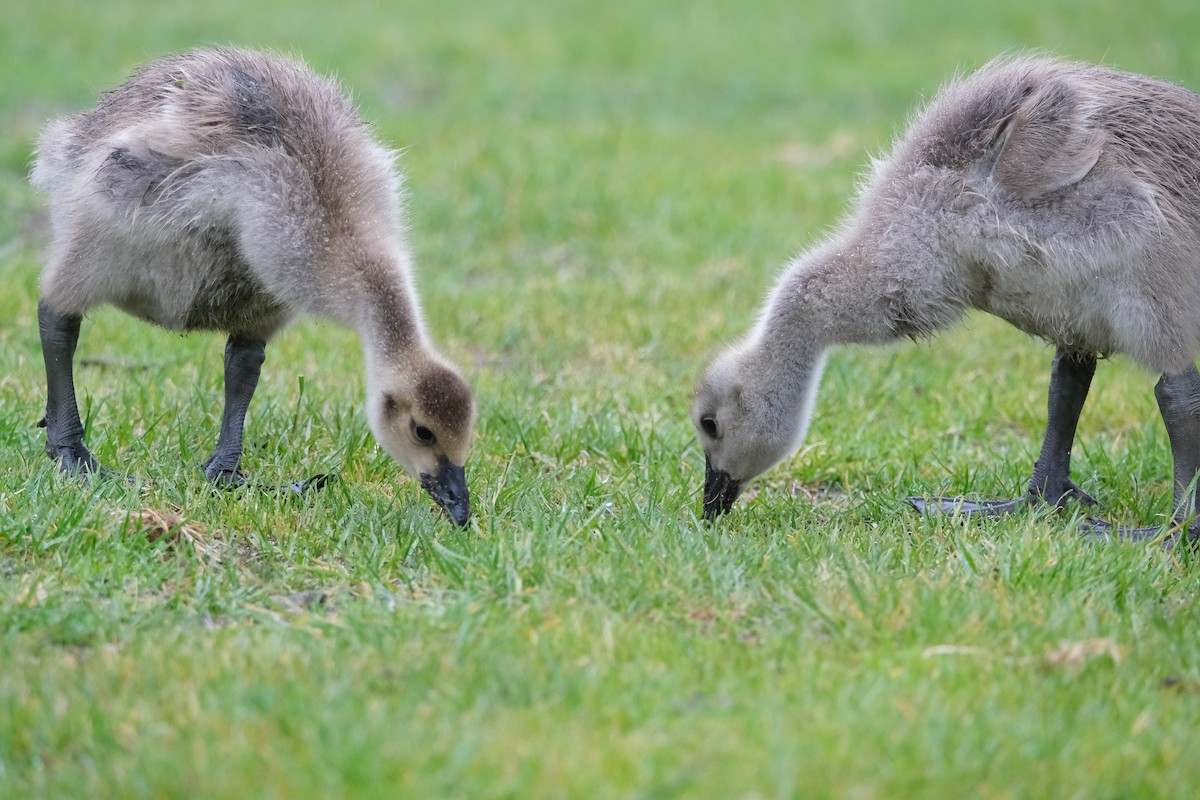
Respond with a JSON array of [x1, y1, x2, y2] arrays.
[[31, 47, 475, 525], [694, 56, 1200, 544]]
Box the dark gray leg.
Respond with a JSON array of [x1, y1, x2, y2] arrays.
[[1024, 349, 1097, 507], [1155, 368, 1200, 532], [1085, 367, 1200, 546], [200, 335, 331, 495], [909, 348, 1097, 515], [1139, 368, 1200, 544], [38, 298, 107, 476], [202, 335, 265, 486]]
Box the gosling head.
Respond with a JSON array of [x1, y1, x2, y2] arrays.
[[367, 357, 476, 526], [691, 343, 826, 520]]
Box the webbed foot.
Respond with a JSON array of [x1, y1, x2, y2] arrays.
[[908, 479, 1096, 518], [203, 453, 247, 488], [203, 455, 333, 496], [40, 419, 127, 483], [47, 442, 103, 476], [906, 496, 1028, 517], [1081, 517, 1199, 550], [46, 443, 125, 482], [272, 473, 334, 495]]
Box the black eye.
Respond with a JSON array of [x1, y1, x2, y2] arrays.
[[411, 421, 436, 445], [700, 415, 719, 439]]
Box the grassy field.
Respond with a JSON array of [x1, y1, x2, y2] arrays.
[[2, 0, 1199, 797]]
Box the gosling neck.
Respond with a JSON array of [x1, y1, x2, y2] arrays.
[[352, 253, 430, 381], [758, 233, 965, 357]]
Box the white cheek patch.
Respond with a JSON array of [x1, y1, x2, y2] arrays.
[[788, 350, 828, 455]]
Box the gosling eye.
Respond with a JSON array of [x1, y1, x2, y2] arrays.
[[411, 421, 437, 446], [699, 415, 719, 439]]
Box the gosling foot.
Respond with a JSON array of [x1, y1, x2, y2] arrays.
[[45, 443, 126, 483], [203, 455, 332, 496], [906, 496, 1028, 517], [907, 481, 1096, 518], [1081, 517, 1199, 551], [40, 423, 127, 483]]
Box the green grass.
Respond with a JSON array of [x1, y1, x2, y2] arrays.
[[3, 0, 1200, 796]]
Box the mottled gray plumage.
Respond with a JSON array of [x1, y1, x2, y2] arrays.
[[32, 47, 475, 524], [694, 56, 1200, 541]]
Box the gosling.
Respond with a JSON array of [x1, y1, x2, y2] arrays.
[[31, 47, 475, 525], [693, 56, 1200, 544]]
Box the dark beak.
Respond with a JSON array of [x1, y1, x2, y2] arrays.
[[703, 455, 742, 520], [420, 456, 471, 526]]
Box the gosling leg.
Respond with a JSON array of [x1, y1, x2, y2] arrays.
[[202, 335, 265, 487], [1022, 348, 1098, 508], [201, 335, 331, 495], [909, 348, 1097, 515], [1088, 367, 1200, 547], [38, 298, 109, 477], [1156, 367, 1200, 542]]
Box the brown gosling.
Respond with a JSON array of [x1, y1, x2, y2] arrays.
[[31, 47, 475, 525]]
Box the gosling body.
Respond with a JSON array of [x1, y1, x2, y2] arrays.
[[694, 56, 1200, 543], [32, 47, 475, 524]]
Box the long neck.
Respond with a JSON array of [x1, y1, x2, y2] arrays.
[[350, 250, 429, 388], [362, 266, 425, 352], [759, 229, 967, 356], [733, 244, 893, 453]]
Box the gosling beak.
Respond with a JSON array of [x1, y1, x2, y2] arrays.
[[702, 455, 742, 520], [419, 456, 471, 526]]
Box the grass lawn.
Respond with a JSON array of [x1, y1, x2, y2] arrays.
[[2, 0, 1199, 796]]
